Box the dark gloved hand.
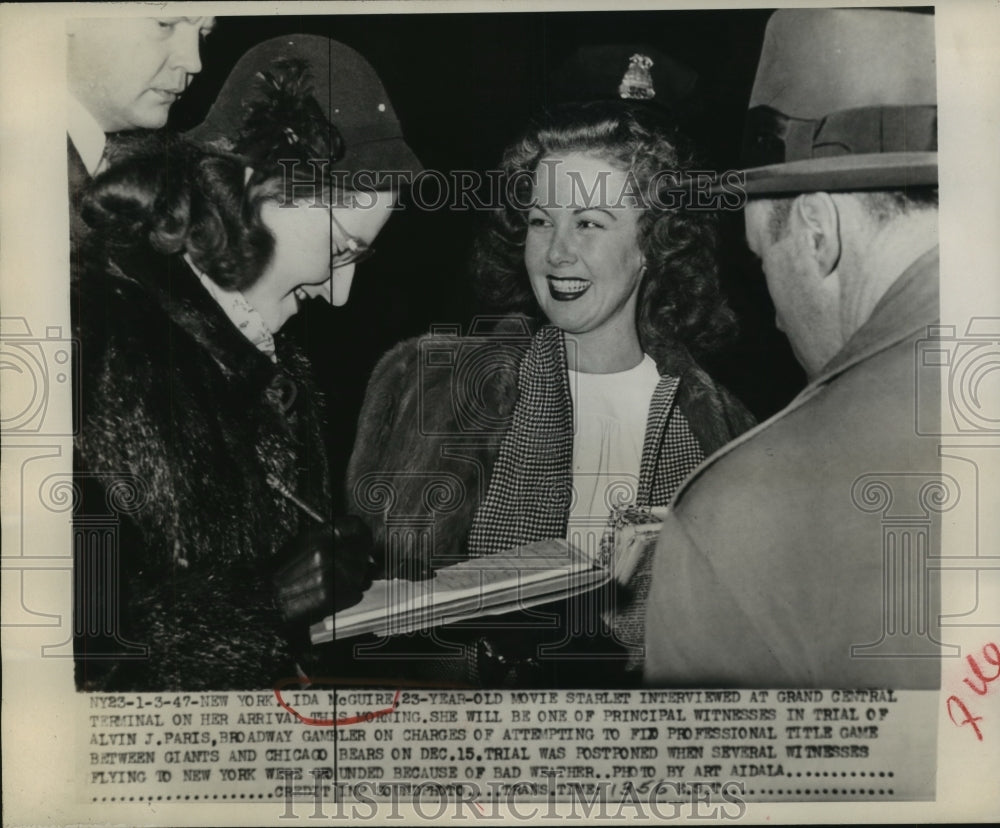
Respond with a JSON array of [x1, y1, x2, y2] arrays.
[[331, 516, 376, 612], [273, 516, 375, 626]]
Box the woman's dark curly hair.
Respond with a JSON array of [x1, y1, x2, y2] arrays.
[[472, 101, 736, 360], [80, 132, 297, 292]]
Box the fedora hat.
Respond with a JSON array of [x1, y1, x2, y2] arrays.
[[740, 8, 936, 196], [187, 34, 421, 187]]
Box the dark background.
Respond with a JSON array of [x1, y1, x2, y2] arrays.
[[169, 10, 805, 498]]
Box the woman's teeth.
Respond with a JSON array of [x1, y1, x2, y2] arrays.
[[547, 277, 591, 300]]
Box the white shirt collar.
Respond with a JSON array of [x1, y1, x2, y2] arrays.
[[67, 94, 107, 177]]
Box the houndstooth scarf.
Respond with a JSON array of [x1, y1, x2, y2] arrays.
[[468, 325, 703, 558]]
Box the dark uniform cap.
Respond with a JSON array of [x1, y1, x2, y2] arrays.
[[186, 34, 421, 186]]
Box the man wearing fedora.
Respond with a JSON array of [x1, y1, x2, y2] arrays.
[[644, 8, 942, 688]]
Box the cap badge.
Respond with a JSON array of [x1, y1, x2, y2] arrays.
[[618, 53, 655, 100]]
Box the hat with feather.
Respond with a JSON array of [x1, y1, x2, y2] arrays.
[[186, 34, 421, 187], [739, 8, 937, 195]]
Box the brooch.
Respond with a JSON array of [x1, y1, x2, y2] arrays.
[[618, 53, 655, 100]]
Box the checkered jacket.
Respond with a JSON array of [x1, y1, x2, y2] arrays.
[[468, 325, 706, 556]]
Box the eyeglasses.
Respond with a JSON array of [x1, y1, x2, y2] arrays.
[[329, 211, 374, 269]]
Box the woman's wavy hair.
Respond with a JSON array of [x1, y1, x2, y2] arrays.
[[80, 132, 304, 292], [472, 101, 736, 360]]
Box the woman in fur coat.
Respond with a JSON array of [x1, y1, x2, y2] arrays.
[[73, 35, 420, 691], [347, 102, 754, 685]]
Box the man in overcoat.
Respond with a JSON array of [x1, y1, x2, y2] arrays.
[[644, 8, 944, 688]]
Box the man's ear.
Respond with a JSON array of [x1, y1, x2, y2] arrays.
[[793, 192, 841, 277]]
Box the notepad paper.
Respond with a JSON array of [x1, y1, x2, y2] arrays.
[[311, 509, 667, 644], [311, 537, 607, 642]]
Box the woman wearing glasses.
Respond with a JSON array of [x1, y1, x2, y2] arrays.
[[72, 35, 420, 691]]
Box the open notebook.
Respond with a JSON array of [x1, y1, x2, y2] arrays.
[[310, 506, 667, 644]]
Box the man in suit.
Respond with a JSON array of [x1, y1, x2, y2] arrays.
[[644, 8, 944, 688], [67, 16, 214, 234]]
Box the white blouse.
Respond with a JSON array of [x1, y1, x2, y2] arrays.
[[566, 354, 660, 556]]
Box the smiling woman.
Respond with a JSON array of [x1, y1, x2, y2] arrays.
[[250, 189, 396, 329], [524, 153, 647, 373], [464, 104, 756, 680], [345, 102, 756, 686], [469, 102, 753, 563], [71, 35, 420, 691]]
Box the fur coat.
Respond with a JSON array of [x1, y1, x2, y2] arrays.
[[72, 246, 330, 692], [644, 249, 943, 688]]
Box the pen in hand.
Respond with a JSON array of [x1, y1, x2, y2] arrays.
[[266, 472, 327, 525], [266, 473, 374, 618]]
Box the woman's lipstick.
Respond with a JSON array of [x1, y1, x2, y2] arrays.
[[547, 276, 591, 301]]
